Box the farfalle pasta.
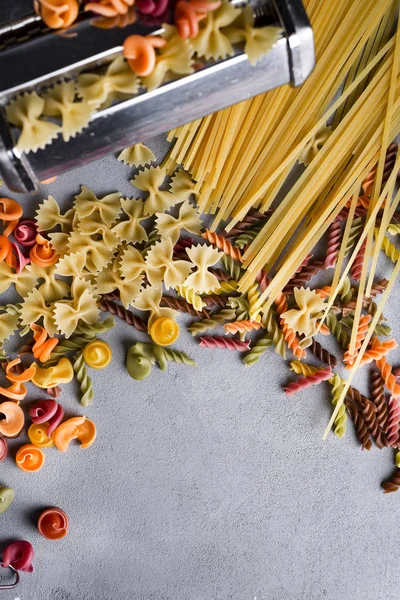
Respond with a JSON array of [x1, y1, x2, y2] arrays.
[[43, 81, 94, 142], [281, 287, 326, 337], [96, 261, 144, 308], [118, 143, 156, 167], [67, 230, 115, 273], [0, 311, 20, 344], [20, 288, 58, 336], [38, 266, 70, 302], [190, 2, 240, 60], [183, 244, 223, 293], [169, 170, 199, 202], [35, 196, 75, 233], [0, 262, 46, 298], [55, 252, 88, 279], [225, 6, 281, 66], [78, 213, 120, 251], [6, 92, 60, 153], [53, 278, 99, 338], [112, 198, 148, 243], [77, 55, 139, 109], [118, 246, 147, 281], [145, 239, 193, 289], [74, 186, 121, 226], [142, 25, 194, 91], [155, 200, 202, 243], [130, 166, 180, 216], [132, 285, 178, 328]]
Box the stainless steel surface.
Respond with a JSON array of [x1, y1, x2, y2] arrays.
[[0, 0, 314, 192], [0, 565, 20, 590]]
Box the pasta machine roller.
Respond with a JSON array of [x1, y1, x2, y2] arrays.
[[0, 0, 314, 193]]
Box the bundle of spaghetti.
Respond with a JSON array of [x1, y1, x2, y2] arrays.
[[376, 356, 400, 397], [370, 371, 389, 431], [283, 366, 332, 396], [386, 396, 400, 447], [168, 0, 396, 225], [361, 142, 398, 196], [343, 314, 371, 367]]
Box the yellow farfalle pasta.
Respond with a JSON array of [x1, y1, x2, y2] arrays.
[[0, 311, 20, 344], [191, 2, 240, 60], [281, 287, 326, 337], [298, 125, 331, 166], [183, 244, 223, 293], [38, 266, 70, 302], [77, 55, 139, 109], [155, 200, 202, 244], [48, 232, 70, 258], [20, 288, 58, 335], [169, 169, 199, 202], [118, 143, 156, 167], [0, 263, 46, 298], [79, 213, 120, 251], [132, 284, 178, 328], [74, 186, 121, 226], [53, 278, 99, 338], [96, 261, 144, 308], [118, 246, 147, 281], [43, 81, 93, 142], [55, 252, 88, 279], [142, 25, 194, 92], [67, 230, 115, 274], [130, 166, 180, 216], [112, 198, 148, 243], [225, 7, 281, 66], [145, 239, 193, 289], [5, 92, 60, 153], [35, 195, 75, 232]]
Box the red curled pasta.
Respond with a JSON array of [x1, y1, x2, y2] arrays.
[[123, 34, 167, 76], [47, 404, 65, 436], [14, 220, 38, 247], [29, 399, 58, 424], [1, 540, 34, 573], [137, 0, 169, 16], [11, 243, 30, 274]]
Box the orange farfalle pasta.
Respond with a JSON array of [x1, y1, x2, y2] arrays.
[[274, 290, 306, 360], [343, 314, 371, 367], [123, 34, 167, 77], [85, 0, 135, 17], [31, 324, 59, 363], [359, 337, 398, 365], [224, 320, 262, 334], [175, 1, 221, 39], [35, 0, 79, 29], [30, 234, 58, 267]]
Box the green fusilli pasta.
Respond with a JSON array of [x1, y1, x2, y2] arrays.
[[325, 311, 350, 349], [73, 352, 94, 407], [228, 296, 250, 321], [46, 334, 96, 365], [243, 334, 273, 367], [330, 374, 347, 438], [261, 309, 286, 359], [75, 317, 115, 336], [221, 254, 242, 281], [188, 309, 236, 335]]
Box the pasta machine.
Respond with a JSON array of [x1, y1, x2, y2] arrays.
[[0, 0, 314, 193]]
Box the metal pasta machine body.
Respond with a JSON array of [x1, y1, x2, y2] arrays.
[[0, 0, 314, 192]]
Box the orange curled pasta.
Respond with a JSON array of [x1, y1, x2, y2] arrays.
[[343, 315, 371, 367], [360, 337, 398, 365], [175, 0, 221, 39], [0, 198, 23, 237], [35, 0, 79, 29], [224, 320, 262, 334], [0, 359, 36, 401], [376, 356, 400, 398], [31, 324, 59, 363], [123, 35, 167, 77], [0, 235, 11, 262], [85, 0, 134, 17], [30, 234, 58, 266]]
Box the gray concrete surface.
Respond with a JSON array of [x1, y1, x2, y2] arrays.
[[0, 138, 399, 600]]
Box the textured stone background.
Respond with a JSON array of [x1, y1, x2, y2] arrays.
[[0, 136, 399, 600]]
